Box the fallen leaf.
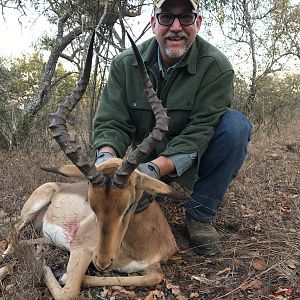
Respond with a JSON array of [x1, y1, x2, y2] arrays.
[[294, 250, 300, 256], [5, 284, 14, 291], [254, 223, 261, 231], [274, 287, 297, 296], [252, 258, 266, 271], [10, 216, 18, 222], [280, 205, 291, 212], [0, 209, 7, 219], [144, 290, 165, 300], [192, 274, 218, 285], [110, 286, 135, 299], [190, 292, 200, 299], [240, 279, 263, 290], [97, 287, 109, 298], [166, 283, 181, 296], [285, 259, 296, 269], [216, 267, 231, 276], [0, 240, 8, 253], [176, 296, 187, 300]]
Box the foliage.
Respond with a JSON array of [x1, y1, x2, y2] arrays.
[[0, 53, 78, 148], [234, 72, 300, 133], [0, 0, 299, 148], [202, 0, 300, 130], [0, 57, 15, 148]]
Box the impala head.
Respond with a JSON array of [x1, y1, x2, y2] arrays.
[[48, 30, 187, 271], [86, 158, 186, 271], [88, 158, 143, 270]]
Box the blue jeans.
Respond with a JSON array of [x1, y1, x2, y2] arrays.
[[186, 110, 252, 222]]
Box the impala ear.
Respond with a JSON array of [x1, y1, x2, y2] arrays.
[[40, 165, 85, 178], [139, 174, 190, 201]]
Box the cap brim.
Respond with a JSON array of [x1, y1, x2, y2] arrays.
[[155, 0, 198, 10]]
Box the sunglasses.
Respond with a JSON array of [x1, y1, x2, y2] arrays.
[[156, 12, 198, 26]]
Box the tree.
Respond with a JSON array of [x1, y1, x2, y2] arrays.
[[0, 53, 78, 148], [0, 57, 15, 149], [234, 72, 300, 132], [1, 0, 148, 145], [205, 0, 300, 126]]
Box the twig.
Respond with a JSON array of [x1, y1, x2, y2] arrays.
[[213, 259, 286, 299]]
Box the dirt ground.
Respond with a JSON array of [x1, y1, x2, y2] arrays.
[[0, 122, 299, 300]]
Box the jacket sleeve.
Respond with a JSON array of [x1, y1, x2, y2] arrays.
[[160, 69, 234, 159], [93, 58, 135, 157]]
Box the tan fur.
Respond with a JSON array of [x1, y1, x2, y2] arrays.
[[5, 158, 184, 300]]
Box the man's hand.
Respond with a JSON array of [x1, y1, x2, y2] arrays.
[[137, 162, 160, 179], [95, 152, 114, 166]]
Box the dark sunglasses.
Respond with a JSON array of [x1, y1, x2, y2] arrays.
[[156, 12, 198, 26]]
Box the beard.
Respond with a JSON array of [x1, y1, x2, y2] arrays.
[[165, 44, 189, 58]]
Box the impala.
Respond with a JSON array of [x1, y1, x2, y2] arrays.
[[1, 31, 188, 300]]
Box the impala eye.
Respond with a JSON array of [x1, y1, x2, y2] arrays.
[[125, 203, 135, 214]]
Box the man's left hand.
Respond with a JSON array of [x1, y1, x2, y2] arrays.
[[137, 162, 160, 179]]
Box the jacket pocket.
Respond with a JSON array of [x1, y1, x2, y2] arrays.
[[167, 106, 192, 137], [128, 102, 154, 146]]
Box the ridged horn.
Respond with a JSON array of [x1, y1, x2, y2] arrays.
[[112, 32, 169, 188], [49, 31, 105, 187]]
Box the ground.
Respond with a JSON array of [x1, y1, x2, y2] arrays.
[[0, 122, 299, 300]]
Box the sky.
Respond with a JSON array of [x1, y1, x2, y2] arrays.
[[0, 9, 52, 58], [1, 5, 298, 75], [0, 7, 251, 75], [0, 5, 214, 58]]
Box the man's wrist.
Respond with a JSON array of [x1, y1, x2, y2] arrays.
[[151, 156, 175, 177]]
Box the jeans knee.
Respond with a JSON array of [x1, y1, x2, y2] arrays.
[[219, 110, 252, 148]]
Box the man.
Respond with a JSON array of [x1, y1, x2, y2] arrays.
[[93, 0, 252, 255]]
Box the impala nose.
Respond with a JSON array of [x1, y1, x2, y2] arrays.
[[93, 254, 113, 271]]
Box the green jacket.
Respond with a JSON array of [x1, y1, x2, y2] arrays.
[[93, 36, 234, 189]]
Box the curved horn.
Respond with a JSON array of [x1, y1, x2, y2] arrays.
[[49, 31, 105, 187], [112, 32, 169, 188]]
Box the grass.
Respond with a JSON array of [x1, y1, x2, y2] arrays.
[[0, 120, 299, 299]]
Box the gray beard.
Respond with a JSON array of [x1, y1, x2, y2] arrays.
[[165, 45, 189, 59]]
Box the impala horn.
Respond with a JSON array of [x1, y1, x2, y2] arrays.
[[112, 32, 169, 188], [49, 31, 105, 187]]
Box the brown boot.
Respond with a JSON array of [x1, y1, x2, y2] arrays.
[[186, 213, 222, 256]]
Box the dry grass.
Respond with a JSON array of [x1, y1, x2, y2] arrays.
[[0, 121, 299, 299]]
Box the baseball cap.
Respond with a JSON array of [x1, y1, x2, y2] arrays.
[[155, 0, 199, 10]]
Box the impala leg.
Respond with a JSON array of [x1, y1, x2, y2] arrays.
[[58, 248, 93, 300], [43, 263, 63, 300], [43, 248, 92, 300], [78, 263, 164, 288], [3, 183, 58, 259]]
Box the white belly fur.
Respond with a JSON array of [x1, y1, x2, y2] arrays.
[[42, 220, 70, 251], [117, 260, 149, 273], [117, 253, 161, 273]]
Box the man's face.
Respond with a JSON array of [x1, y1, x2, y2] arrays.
[[151, 0, 202, 67]]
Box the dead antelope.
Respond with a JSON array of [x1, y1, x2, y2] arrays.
[[2, 32, 188, 300]]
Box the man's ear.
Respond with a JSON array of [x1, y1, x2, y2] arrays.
[[196, 15, 202, 31], [151, 15, 156, 34]]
